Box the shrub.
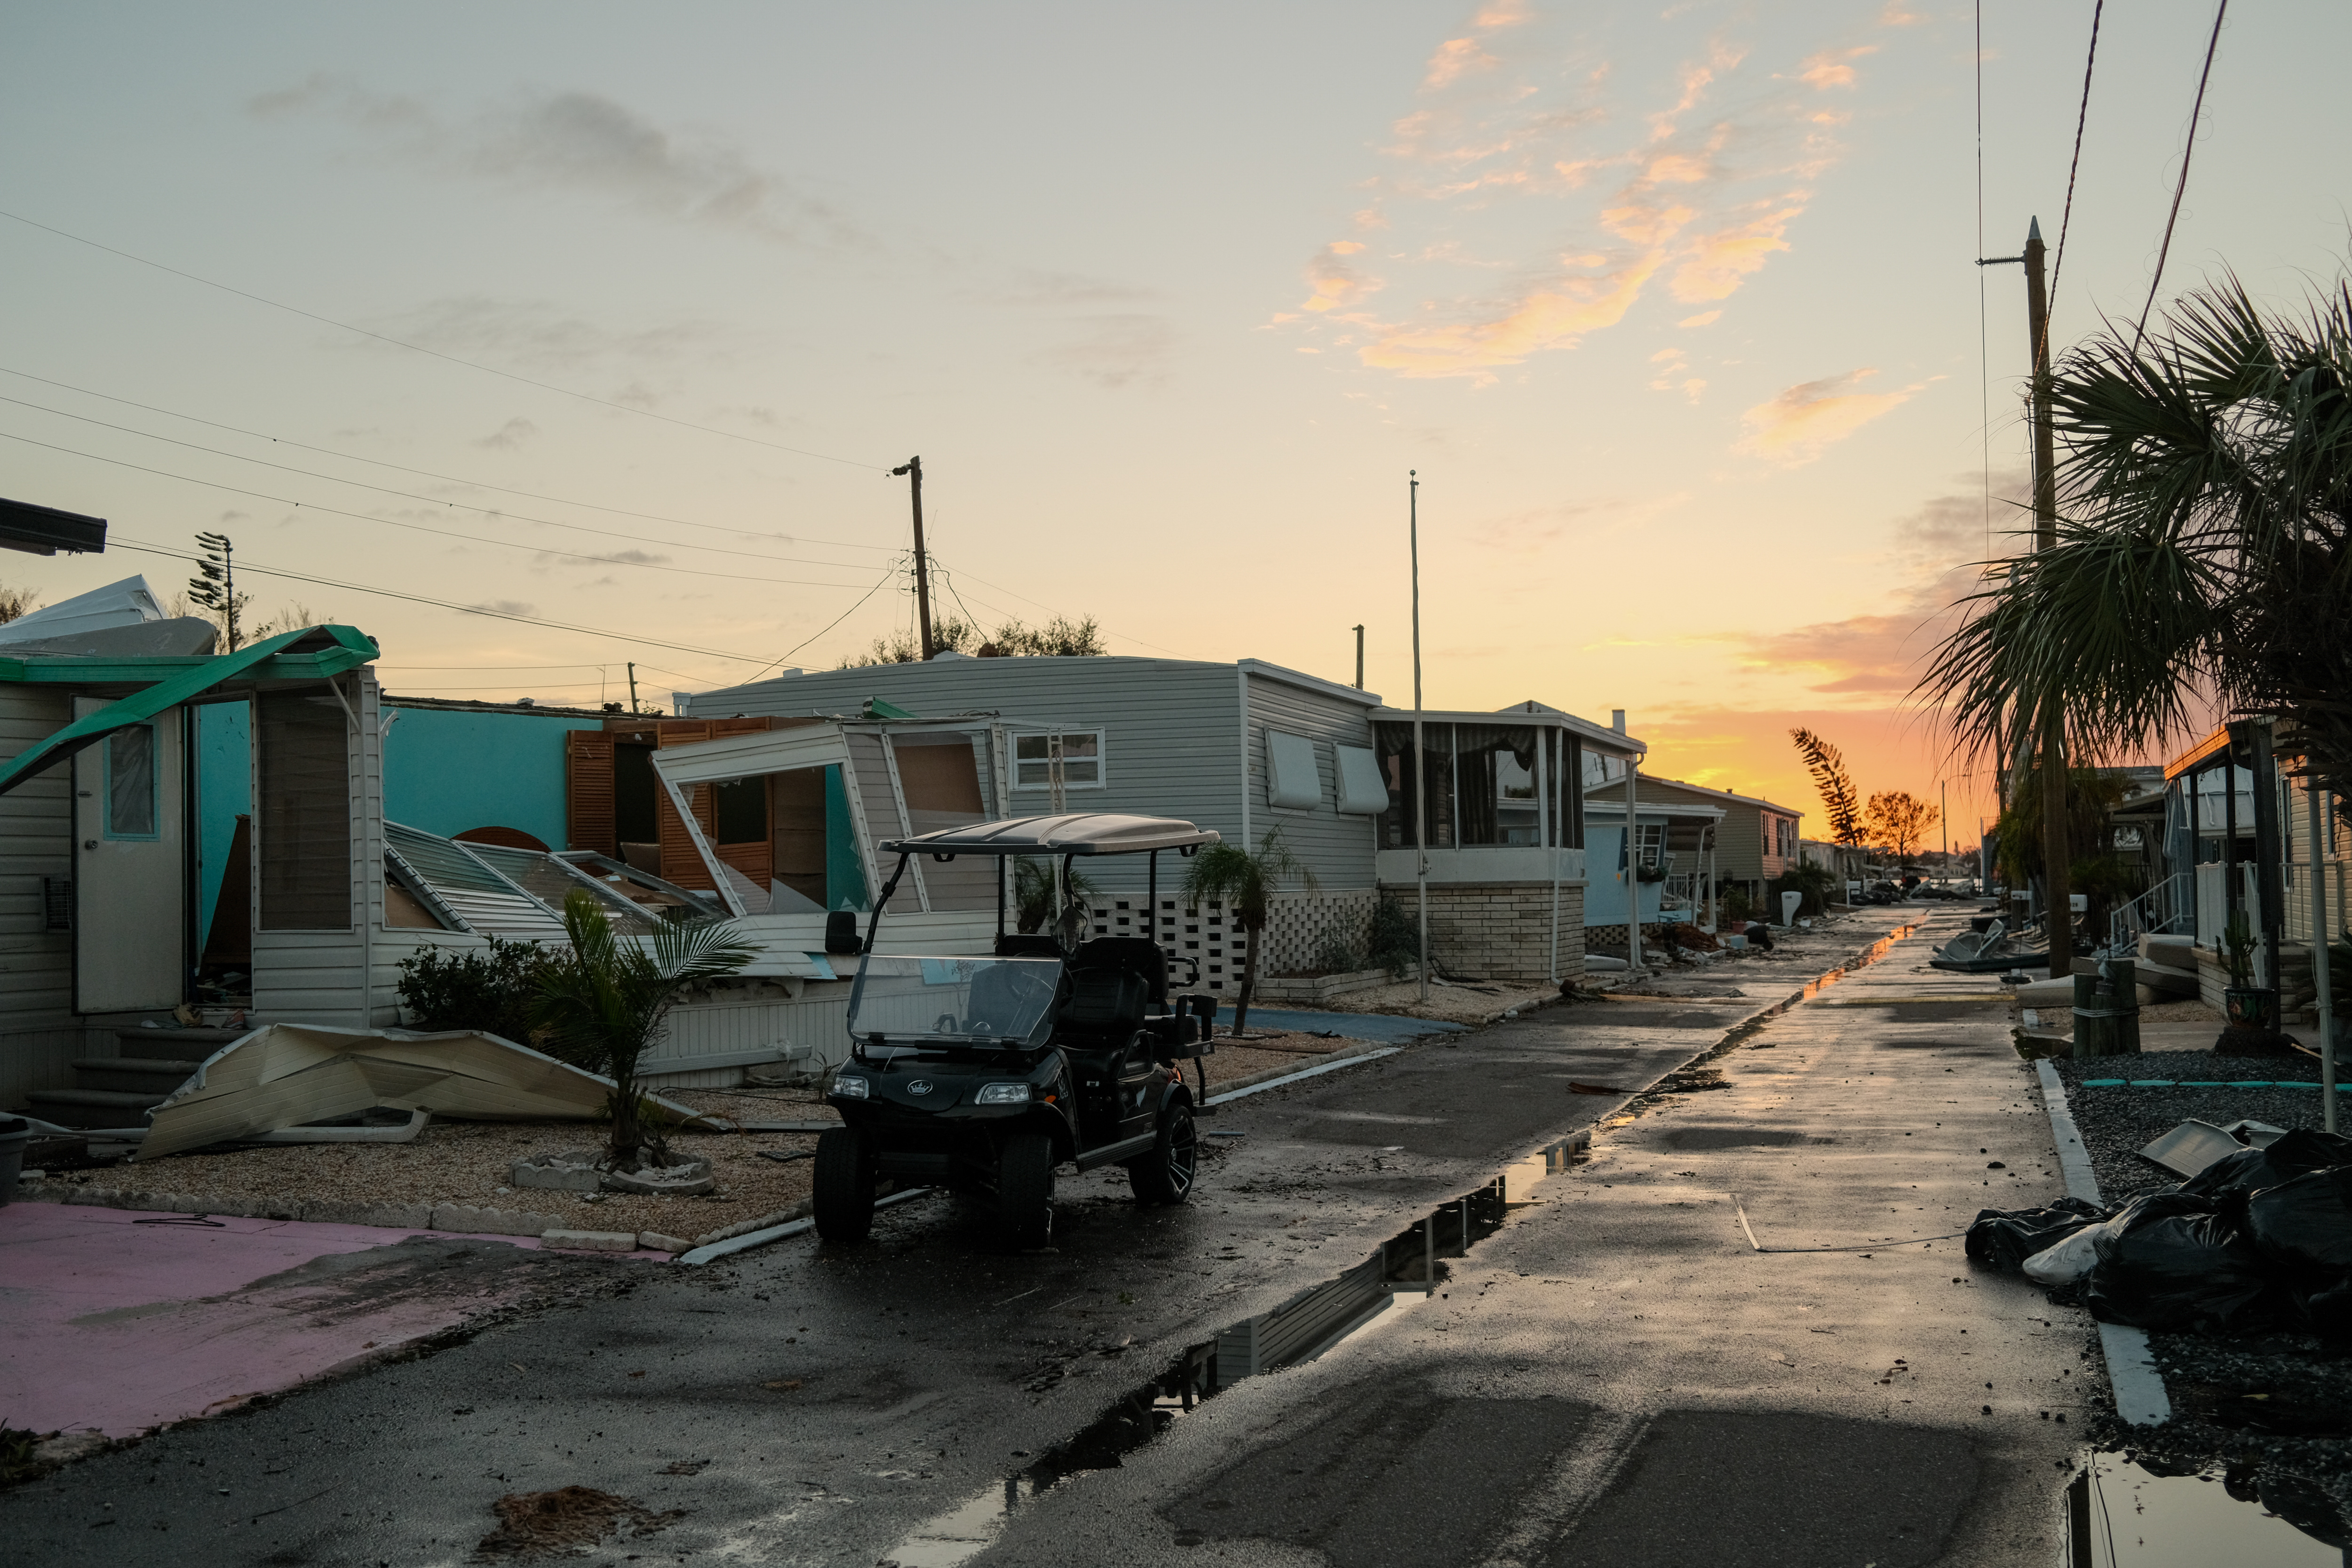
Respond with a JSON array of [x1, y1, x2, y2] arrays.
[[395, 937, 556, 1044], [1768, 862, 1841, 918], [1313, 924, 1367, 975], [1365, 892, 1420, 977]]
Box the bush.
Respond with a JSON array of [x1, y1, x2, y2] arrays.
[[1769, 862, 1841, 918], [1365, 892, 1420, 977], [1313, 924, 1367, 975], [1722, 884, 1756, 923], [396, 937, 556, 1045]]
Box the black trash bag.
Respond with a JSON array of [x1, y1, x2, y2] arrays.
[[1964, 1196, 2107, 1273], [2245, 1166, 2352, 1276], [2293, 1276, 2352, 1345], [2085, 1191, 2277, 1335], [2180, 1129, 2352, 1201]]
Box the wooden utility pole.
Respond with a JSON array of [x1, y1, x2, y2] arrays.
[[891, 456, 935, 661], [2024, 217, 2073, 978], [1353, 625, 1364, 689], [627, 662, 640, 714]]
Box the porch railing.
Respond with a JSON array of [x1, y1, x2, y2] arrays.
[[2108, 871, 2192, 955]]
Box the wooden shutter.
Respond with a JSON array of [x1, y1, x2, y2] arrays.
[[565, 731, 616, 856]]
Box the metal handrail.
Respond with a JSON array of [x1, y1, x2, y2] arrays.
[[2108, 871, 2191, 954]]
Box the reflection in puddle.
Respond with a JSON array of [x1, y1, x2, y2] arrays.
[[2067, 1452, 2350, 1566], [880, 1131, 1594, 1566]]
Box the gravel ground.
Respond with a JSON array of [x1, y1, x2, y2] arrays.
[[2049, 1050, 2352, 1515]]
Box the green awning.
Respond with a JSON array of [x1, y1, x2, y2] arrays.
[[0, 623, 379, 798]]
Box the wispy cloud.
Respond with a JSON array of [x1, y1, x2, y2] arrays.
[[475, 417, 537, 450], [1736, 368, 1930, 464], [1281, 4, 1904, 381], [1032, 314, 1179, 390], [253, 76, 865, 249]]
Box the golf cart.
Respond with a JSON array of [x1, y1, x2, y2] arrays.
[[813, 813, 1223, 1248]]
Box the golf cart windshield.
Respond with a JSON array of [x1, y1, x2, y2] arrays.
[[847, 955, 1063, 1049]]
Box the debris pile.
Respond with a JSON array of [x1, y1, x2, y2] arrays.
[[475, 1486, 681, 1559], [1968, 1128, 2352, 1337]]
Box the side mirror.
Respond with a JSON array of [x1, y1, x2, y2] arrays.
[[825, 910, 864, 956]]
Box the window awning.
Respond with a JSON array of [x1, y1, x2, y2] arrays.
[[0, 623, 379, 798]]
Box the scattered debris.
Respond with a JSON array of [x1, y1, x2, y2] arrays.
[[140, 1025, 721, 1161], [475, 1486, 681, 1559]]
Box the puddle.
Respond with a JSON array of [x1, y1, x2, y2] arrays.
[[882, 1133, 1592, 1566], [2066, 1452, 2350, 1565]]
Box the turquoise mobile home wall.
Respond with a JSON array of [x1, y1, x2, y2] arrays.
[[195, 701, 606, 947]]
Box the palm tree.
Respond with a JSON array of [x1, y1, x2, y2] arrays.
[[533, 890, 756, 1171], [1921, 272, 2352, 815], [1182, 828, 1315, 1036]]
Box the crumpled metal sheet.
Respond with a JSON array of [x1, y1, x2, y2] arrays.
[[139, 1024, 719, 1161]]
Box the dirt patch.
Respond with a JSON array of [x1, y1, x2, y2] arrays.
[[476, 1486, 681, 1559], [59, 1087, 843, 1243]]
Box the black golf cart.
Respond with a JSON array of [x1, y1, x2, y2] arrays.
[[812, 813, 1222, 1248]]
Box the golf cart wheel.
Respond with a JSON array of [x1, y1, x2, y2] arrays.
[[812, 1127, 877, 1242], [995, 1133, 1056, 1250], [1128, 1101, 1199, 1206]]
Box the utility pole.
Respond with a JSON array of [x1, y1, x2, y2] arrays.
[[1982, 217, 2071, 977], [2025, 217, 2072, 979], [627, 662, 640, 714], [1352, 625, 1364, 690], [890, 456, 935, 661], [1410, 474, 1430, 1004]]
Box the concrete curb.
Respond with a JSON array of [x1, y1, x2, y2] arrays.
[[1206, 1047, 1402, 1106], [2033, 1059, 2174, 1427], [677, 1186, 932, 1266]]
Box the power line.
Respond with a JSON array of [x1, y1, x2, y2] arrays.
[[2044, 0, 2104, 340], [0, 365, 901, 555], [0, 392, 884, 572], [0, 207, 890, 473], [1976, 0, 1991, 557], [2134, 0, 2229, 350], [110, 534, 771, 662], [0, 427, 883, 590], [743, 561, 905, 679]]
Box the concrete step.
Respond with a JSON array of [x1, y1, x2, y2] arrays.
[[108, 1027, 242, 1063], [74, 1057, 198, 1096], [24, 1087, 166, 1128]]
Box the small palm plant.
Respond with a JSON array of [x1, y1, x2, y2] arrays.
[[534, 890, 756, 1171], [1183, 828, 1315, 1036]]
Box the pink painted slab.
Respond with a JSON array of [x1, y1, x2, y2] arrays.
[[0, 1202, 663, 1438]]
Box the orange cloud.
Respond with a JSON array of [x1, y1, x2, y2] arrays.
[[1677, 309, 1723, 327], [1301, 240, 1378, 313], [1669, 204, 1801, 301], [1736, 368, 1923, 463], [1359, 252, 1666, 377], [1423, 37, 1500, 90], [1798, 46, 1877, 89]]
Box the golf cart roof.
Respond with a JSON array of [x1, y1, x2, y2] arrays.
[[881, 813, 1221, 857]]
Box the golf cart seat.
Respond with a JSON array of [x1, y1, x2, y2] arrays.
[[1069, 937, 1168, 1004], [993, 933, 1065, 959], [1057, 970, 1151, 1047]]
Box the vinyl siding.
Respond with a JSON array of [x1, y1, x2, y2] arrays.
[[0, 686, 74, 1035], [1242, 671, 1380, 888], [691, 657, 1266, 899], [1605, 778, 1804, 884]]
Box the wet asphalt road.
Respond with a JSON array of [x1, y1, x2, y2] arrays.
[[2, 915, 2042, 1567]]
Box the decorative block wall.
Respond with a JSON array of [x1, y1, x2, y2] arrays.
[[1090, 889, 1378, 994]]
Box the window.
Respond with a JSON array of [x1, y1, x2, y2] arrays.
[[104, 724, 158, 839], [1334, 744, 1389, 816], [1013, 731, 1103, 790]]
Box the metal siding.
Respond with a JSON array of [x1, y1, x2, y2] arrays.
[[1243, 676, 1379, 888], [692, 659, 1250, 899], [0, 687, 74, 1032]]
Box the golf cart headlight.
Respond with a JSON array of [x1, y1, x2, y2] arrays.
[[975, 1082, 1031, 1106], [833, 1075, 870, 1099]]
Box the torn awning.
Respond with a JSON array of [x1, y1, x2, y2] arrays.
[[138, 1023, 724, 1161], [0, 623, 380, 797]]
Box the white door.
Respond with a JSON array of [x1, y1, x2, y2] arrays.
[[73, 699, 186, 1013]]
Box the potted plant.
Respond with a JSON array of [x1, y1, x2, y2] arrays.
[[2219, 909, 2276, 1035]]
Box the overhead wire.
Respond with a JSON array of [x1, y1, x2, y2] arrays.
[[2042, 0, 2104, 350], [0, 393, 884, 572], [0, 366, 901, 555], [0, 207, 890, 473], [2133, 0, 2230, 351], [0, 428, 879, 590], [109, 534, 771, 662]]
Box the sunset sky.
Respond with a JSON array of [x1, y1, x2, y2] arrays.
[[4, 2, 2344, 848]]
